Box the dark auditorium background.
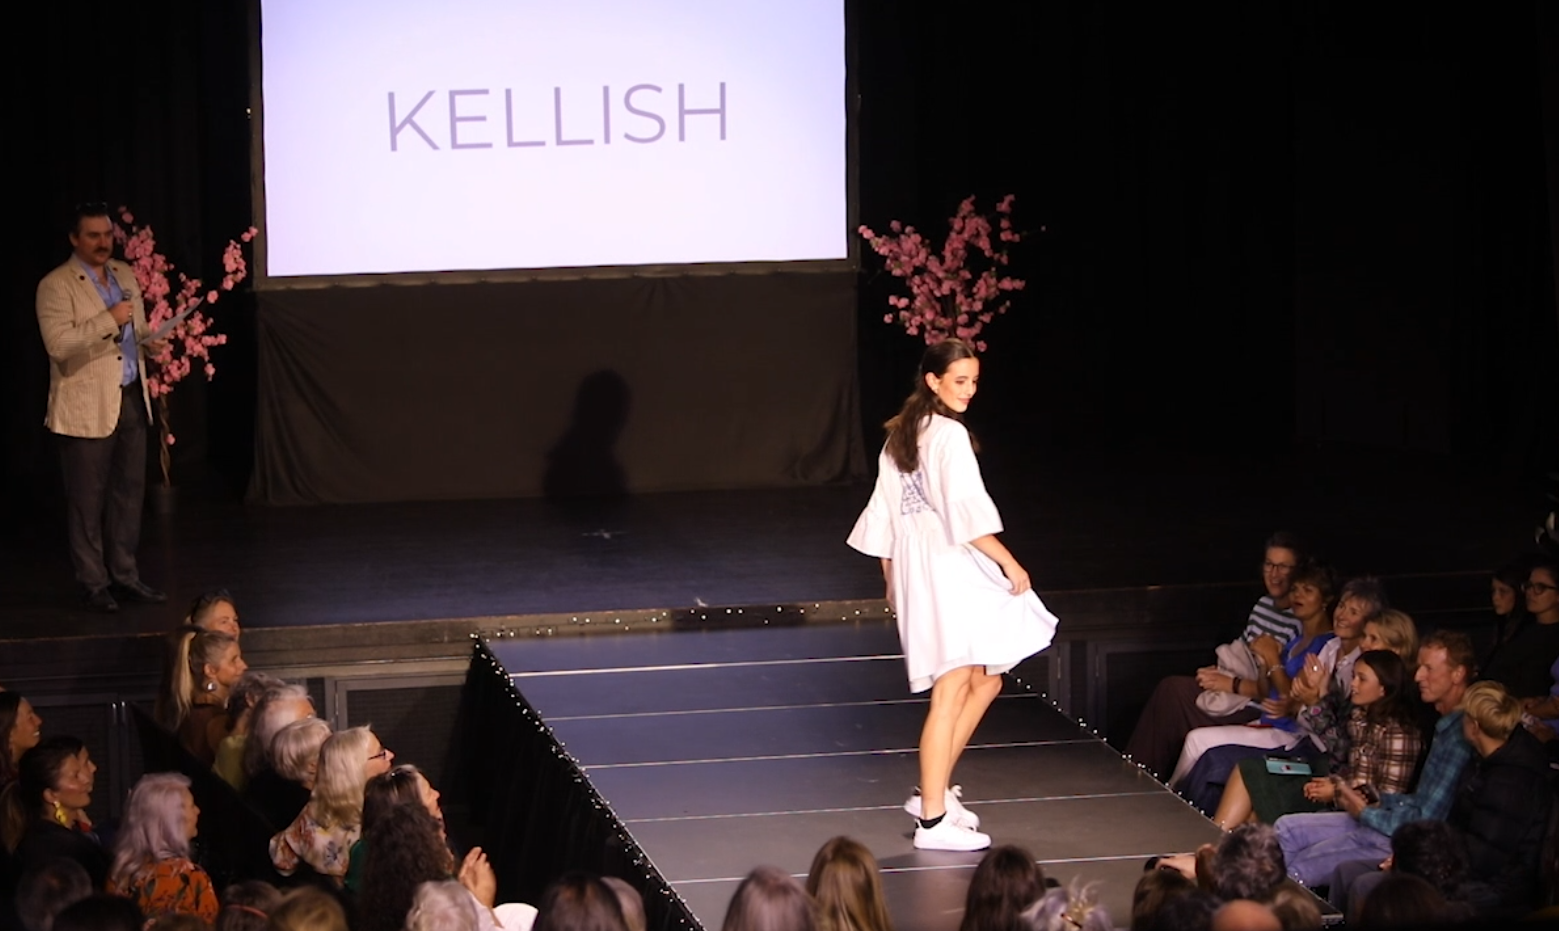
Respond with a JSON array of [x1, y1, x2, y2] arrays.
[[3, 1, 1556, 517]]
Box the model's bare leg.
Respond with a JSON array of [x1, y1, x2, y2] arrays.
[[1212, 764, 1254, 830], [918, 667, 974, 819], [948, 667, 1004, 772]]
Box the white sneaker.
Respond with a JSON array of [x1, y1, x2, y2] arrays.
[[903, 785, 980, 830], [913, 817, 992, 851]]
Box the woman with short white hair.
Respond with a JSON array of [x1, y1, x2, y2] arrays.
[[407, 881, 482, 931], [244, 683, 314, 778], [242, 686, 321, 830], [107, 772, 218, 923]]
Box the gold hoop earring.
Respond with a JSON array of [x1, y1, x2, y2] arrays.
[[53, 800, 70, 826]]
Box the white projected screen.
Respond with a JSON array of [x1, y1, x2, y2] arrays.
[[259, 0, 848, 277]]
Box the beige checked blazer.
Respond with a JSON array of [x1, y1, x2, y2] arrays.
[[36, 258, 153, 438]]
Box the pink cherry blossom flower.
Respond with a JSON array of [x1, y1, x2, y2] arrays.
[[859, 195, 1024, 348]]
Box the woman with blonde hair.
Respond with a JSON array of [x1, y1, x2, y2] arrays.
[[156, 626, 248, 765], [805, 837, 892, 931], [108, 772, 218, 923], [266, 887, 349, 931], [268, 725, 393, 884], [186, 589, 242, 637], [1361, 610, 1419, 668]]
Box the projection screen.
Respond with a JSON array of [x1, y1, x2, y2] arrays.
[[255, 0, 850, 281]]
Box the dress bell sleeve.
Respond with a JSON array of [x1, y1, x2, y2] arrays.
[[931, 421, 1004, 546], [846, 463, 895, 558]]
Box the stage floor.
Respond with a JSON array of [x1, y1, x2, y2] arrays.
[[0, 441, 1537, 642], [489, 620, 1252, 930]]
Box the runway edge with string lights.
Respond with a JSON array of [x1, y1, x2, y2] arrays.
[[461, 610, 1338, 931]]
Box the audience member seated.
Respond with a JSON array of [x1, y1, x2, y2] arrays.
[[156, 626, 248, 766], [1206, 899, 1279, 931], [5, 738, 108, 888], [1129, 866, 1196, 931], [217, 881, 284, 931], [1481, 557, 1537, 669], [51, 895, 145, 931], [722, 866, 816, 931], [407, 881, 484, 931], [3, 691, 45, 791], [1356, 873, 1453, 928], [599, 878, 644, 931], [805, 836, 892, 931], [1339, 680, 1556, 918], [533, 873, 629, 931], [1213, 649, 1421, 828], [247, 715, 330, 834], [186, 589, 243, 637], [1265, 888, 1322, 930], [1125, 533, 1306, 780], [1025, 881, 1110, 931], [1142, 825, 1319, 929], [1177, 577, 1386, 814], [346, 765, 446, 893], [1480, 555, 1559, 700], [146, 913, 208, 931], [216, 672, 286, 793], [269, 726, 392, 886], [1332, 819, 1476, 924], [960, 845, 1045, 931], [1146, 889, 1219, 931], [107, 773, 219, 923], [359, 803, 471, 931], [1169, 561, 1339, 787], [267, 887, 350, 931], [1274, 631, 1476, 888], [15, 858, 93, 931], [245, 685, 317, 780]]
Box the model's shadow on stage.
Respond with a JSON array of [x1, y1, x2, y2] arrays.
[[542, 369, 631, 523]]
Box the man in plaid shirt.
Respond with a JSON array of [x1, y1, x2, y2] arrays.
[[1274, 631, 1477, 887]]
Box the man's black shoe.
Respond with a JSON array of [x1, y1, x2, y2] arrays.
[[86, 588, 120, 612], [111, 579, 168, 604]]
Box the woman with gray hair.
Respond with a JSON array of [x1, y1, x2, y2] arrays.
[[244, 683, 314, 778], [1022, 882, 1110, 931], [107, 772, 218, 923], [247, 716, 330, 832], [408, 881, 484, 931], [215, 671, 285, 792], [242, 687, 322, 831]]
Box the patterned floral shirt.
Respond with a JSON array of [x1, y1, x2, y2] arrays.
[[108, 857, 219, 923], [269, 804, 360, 884]]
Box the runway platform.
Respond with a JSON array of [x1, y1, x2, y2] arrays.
[[479, 619, 1239, 930]]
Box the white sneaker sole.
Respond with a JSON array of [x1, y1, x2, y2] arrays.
[[913, 822, 992, 851]]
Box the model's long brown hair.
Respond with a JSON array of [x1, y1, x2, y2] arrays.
[[884, 339, 979, 474]]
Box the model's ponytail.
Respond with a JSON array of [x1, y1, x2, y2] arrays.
[[884, 339, 979, 473]]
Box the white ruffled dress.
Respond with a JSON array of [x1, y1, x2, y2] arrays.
[[848, 414, 1059, 693]]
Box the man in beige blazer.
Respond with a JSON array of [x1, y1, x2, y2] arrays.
[[36, 203, 169, 612]]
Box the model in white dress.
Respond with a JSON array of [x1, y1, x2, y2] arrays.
[[846, 341, 1058, 851], [848, 414, 1058, 692]]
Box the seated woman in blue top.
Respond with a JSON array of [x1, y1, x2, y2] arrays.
[[1169, 560, 1339, 787]]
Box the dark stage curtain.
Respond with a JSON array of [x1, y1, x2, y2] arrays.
[[249, 274, 865, 504], [453, 643, 698, 931]]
